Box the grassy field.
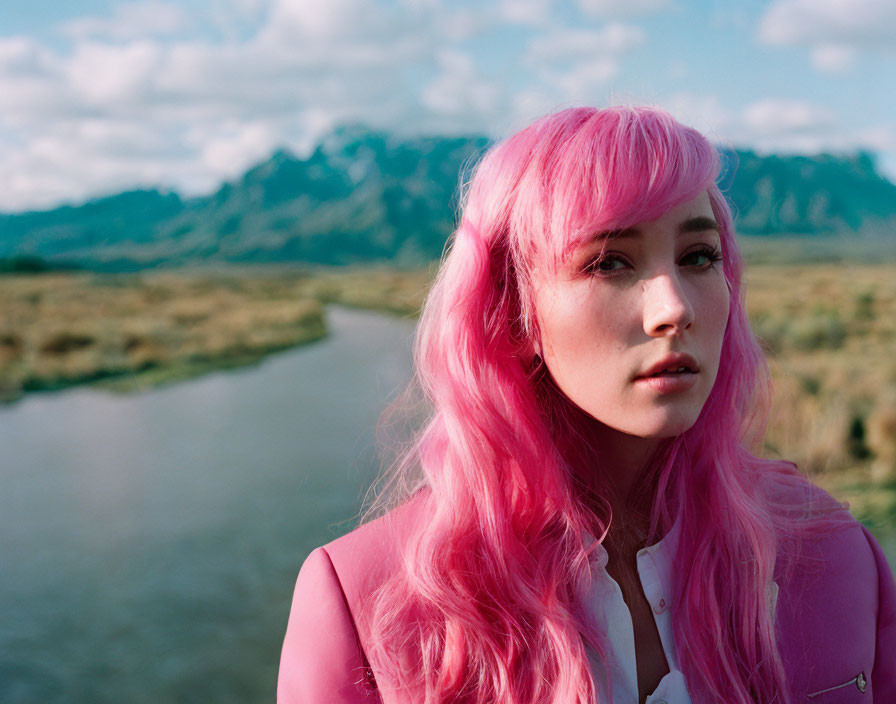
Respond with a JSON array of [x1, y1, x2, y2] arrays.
[[744, 262, 896, 529], [1, 261, 893, 525], [0, 269, 329, 400]]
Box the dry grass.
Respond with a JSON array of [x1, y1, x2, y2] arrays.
[[744, 263, 896, 523], [302, 266, 435, 317], [0, 270, 327, 400], [747, 265, 896, 480]]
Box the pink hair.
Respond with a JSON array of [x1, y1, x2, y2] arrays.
[[364, 106, 843, 703]]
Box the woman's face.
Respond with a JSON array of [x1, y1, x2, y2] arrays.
[[532, 190, 730, 439]]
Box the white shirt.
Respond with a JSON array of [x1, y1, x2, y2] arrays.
[[582, 520, 780, 704]]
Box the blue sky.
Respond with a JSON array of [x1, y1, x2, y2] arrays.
[[0, 0, 894, 211]]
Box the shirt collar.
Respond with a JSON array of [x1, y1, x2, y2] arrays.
[[583, 511, 683, 568]]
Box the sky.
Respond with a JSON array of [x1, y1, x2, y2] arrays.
[[0, 0, 894, 212]]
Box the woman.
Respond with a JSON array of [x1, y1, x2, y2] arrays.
[[278, 106, 896, 703]]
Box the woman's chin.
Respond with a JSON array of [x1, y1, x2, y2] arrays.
[[611, 413, 700, 441]]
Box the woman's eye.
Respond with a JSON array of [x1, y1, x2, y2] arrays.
[[680, 247, 722, 269], [586, 255, 628, 274]]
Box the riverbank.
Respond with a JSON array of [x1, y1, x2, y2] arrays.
[[0, 266, 433, 402]]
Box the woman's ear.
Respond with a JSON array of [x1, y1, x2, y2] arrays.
[[530, 340, 543, 369]]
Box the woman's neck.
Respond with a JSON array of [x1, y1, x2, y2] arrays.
[[590, 423, 662, 509], [568, 422, 672, 558]]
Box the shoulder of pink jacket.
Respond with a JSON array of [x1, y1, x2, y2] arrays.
[[321, 491, 431, 627], [774, 514, 896, 700], [863, 524, 896, 699], [277, 492, 430, 704], [277, 546, 382, 703]]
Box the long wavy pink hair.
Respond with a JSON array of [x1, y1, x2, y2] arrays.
[[364, 106, 840, 703]]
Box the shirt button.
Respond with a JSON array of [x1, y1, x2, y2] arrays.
[[652, 597, 667, 614]]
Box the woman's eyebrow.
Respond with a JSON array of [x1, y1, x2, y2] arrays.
[[588, 216, 720, 244], [590, 227, 637, 243], [679, 216, 720, 233]]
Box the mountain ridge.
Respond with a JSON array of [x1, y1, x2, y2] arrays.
[[1, 128, 894, 271]]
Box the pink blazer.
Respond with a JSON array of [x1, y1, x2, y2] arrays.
[[278, 498, 896, 702]]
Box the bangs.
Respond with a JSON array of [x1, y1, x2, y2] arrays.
[[508, 107, 721, 274]]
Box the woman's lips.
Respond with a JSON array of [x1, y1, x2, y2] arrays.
[[636, 353, 700, 379], [634, 353, 700, 393], [634, 369, 699, 394]]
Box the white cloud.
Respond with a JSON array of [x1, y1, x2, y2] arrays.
[[686, 96, 896, 164], [65, 41, 163, 106], [500, 0, 555, 25], [809, 44, 856, 73], [509, 89, 566, 124], [759, 0, 896, 72], [422, 50, 502, 120], [0, 117, 190, 210], [398, 0, 498, 40], [61, 1, 190, 41], [523, 23, 644, 103], [0, 39, 75, 129], [662, 93, 732, 141], [224, 0, 267, 14], [526, 23, 645, 63], [760, 0, 896, 45], [577, 0, 669, 18], [260, 0, 376, 41], [195, 121, 279, 174], [661, 93, 890, 161], [554, 61, 620, 102], [743, 99, 836, 136], [0, 37, 49, 72], [853, 125, 896, 154]]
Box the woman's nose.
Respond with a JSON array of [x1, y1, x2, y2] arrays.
[[642, 273, 695, 337]]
